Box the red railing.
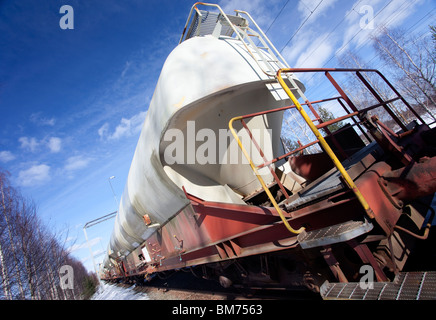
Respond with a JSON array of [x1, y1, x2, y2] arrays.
[[233, 68, 427, 200]]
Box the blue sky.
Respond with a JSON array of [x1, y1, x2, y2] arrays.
[[1, 0, 434, 272]]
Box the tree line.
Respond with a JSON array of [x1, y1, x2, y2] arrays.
[[0, 170, 98, 300]]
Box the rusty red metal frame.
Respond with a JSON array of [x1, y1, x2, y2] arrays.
[[158, 189, 362, 269], [289, 68, 425, 125], [105, 184, 369, 281], [102, 68, 434, 285], [233, 68, 421, 199]]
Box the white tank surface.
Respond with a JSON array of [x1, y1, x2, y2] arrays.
[[105, 5, 305, 265]]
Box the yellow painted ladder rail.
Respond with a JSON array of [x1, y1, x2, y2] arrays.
[[275, 68, 374, 219], [228, 116, 305, 235], [228, 69, 375, 235]]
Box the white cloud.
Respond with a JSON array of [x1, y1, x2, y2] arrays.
[[110, 116, 138, 140], [19, 137, 40, 152], [282, 35, 311, 66], [68, 237, 102, 253], [64, 155, 91, 172], [339, 0, 424, 52], [30, 112, 56, 126], [98, 123, 109, 140], [219, 0, 280, 26], [281, 0, 341, 67], [98, 111, 147, 141], [381, 1, 423, 29], [19, 136, 62, 153], [48, 137, 62, 153], [295, 35, 334, 67], [17, 164, 51, 187], [120, 60, 131, 78], [0, 151, 15, 163], [297, 0, 340, 24]]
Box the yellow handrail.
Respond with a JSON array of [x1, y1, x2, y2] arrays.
[[228, 116, 305, 235], [276, 69, 374, 219]]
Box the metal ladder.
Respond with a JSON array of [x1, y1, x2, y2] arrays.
[[180, 3, 290, 78], [232, 9, 289, 77]]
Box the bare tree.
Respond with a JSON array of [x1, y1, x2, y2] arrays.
[[338, 50, 410, 131], [0, 172, 26, 299], [0, 236, 11, 299], [0, 169, 98, 300], [372, 26, 436, 121]]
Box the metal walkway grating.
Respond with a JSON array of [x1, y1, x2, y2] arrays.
[[321, 272, 436, 300], [298, 219, 373, 249]]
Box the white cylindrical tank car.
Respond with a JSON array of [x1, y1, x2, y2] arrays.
[[103, 4, 305, 273]]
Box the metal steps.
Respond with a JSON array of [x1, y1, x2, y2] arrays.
[[320, 271, 436, 300], [297, 219, 373, 249]]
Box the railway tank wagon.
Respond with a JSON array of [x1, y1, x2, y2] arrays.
[[101, 3, 436, 299]]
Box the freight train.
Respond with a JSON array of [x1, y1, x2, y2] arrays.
[[100, 3, 436, 299]]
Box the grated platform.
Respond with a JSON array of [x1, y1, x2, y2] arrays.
[[297, 219, 373, 249], [320, 271, 436, 300]]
